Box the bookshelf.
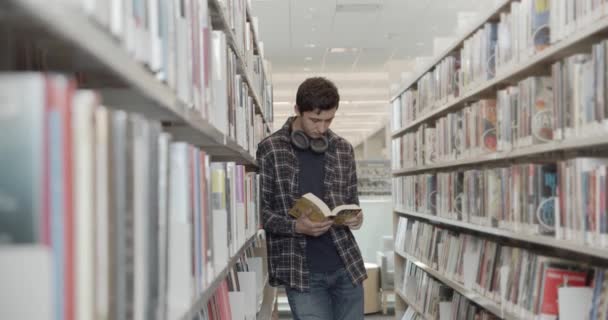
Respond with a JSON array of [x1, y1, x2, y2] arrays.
[[395, 289, 429, 320], [391, 1, 608, 319], [395, 209, 608, 263], [393, 133, 608, 176], [207, 0, 270, 124], [395, 250, 519, 320], [0, 0, 273, 319], [180, 235, 257, 320], [390, 0, 512, 103], [392, 11, 608, 139], [4, 0, 272, 165]]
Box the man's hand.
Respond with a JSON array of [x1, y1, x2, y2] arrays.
[[295, 209, 334, 237], [343, 211, 363, 230]]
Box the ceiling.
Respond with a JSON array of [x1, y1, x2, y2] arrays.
[[251, 0, 496, 146]]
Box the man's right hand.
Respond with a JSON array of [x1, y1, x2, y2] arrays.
[[295, 209, 333, 237]]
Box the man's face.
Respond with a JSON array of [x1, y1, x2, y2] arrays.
[[296, 106, 337, 139]]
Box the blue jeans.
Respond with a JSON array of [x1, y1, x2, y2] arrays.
[[285, 268, 364, 320]]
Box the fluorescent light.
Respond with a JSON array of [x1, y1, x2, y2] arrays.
[[341, 100, 387, 105], [329, 47, 359, 53], [305, 43, 316, 48], [304, 67, 311, 71], [305, 57, 313, 61], [273, 101, 292, 106]]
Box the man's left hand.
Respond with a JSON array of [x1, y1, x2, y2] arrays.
[[343, 211, 363, 230]]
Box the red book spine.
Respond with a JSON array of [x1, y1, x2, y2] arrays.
[[221, 281, 232, 320], [60, 76, 77, 320], [541, 268, 588, 315]]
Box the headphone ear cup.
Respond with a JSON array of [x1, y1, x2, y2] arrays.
[[291, 130, 310, 150], [310, 136, 329, 154]]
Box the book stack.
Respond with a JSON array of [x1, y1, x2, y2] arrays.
[[395, 217, 608, 319]]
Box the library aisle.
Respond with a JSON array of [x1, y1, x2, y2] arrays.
[[7, 0, 608, 320]]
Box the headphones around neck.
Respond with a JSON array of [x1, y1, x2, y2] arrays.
[[291, 130, 329, 154]]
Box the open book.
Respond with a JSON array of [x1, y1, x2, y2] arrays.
[[288, 193, 361, 225]]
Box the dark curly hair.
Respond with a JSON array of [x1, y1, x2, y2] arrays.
[[295, 77, 340, 113]]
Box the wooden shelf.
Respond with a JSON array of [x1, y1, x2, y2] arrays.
[[390, 0, 512, 102], [395, 250, 519, 320], [180, 235, 257, 320], [392, 134, 608, 176], [391, 11, 608, 138], [394, 209, 608, 265], [3, 0, 267, 166], [394, 289, 430, 320]]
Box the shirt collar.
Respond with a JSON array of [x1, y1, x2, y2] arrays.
[[278, 116, 339, 145]]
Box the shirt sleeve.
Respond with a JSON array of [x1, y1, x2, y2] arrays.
[[346, 145, 360, 206], [257, 143, 298, 236]]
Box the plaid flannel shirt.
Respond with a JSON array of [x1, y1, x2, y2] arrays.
[[256, 117, 367, 292]]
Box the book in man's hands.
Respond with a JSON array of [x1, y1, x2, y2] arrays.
[[288, 193, 361, 225]]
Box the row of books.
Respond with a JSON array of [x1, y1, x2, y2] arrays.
[[220, 0, 274, 121], [391, 35, 608, 169], [391, 0, 608, 133], [399, 260, 500, 320], [494, 0, 550, 72], [13, 0, 272, 148], [187, 242, 268, 320], [395, 216, 608, 320], [0, 73, 262, 320], [393, 156, 608, 246], [400, 307, 424, 320], [550, 0, 608, 43]]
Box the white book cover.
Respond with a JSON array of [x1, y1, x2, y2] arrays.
[[0, 246, 53, 320], [176, 0, 191, 105], [93, 0, 111, 28], [247, 257, 265, 304], [213, 208, 229, 272], [135, 0, 151, 65], [81, 0, 95, 15], [211, 30, 229, 135], [228, 291, 246, 320], [156, 132, 172, 320], [110, 0, 124, 37], [149, 0, 163, 72], [168, 143, 194, 320], [237, 272, 258, 319], [124, 0, 136, 55], [198, 0, 211, 119], [166, 0, 177, 89], [72, 90, 98, 320], [133, 116, 152, 320], [95, 107, 111, 320]]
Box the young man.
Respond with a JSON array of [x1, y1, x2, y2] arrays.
[[256, 77, 367, 320]]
